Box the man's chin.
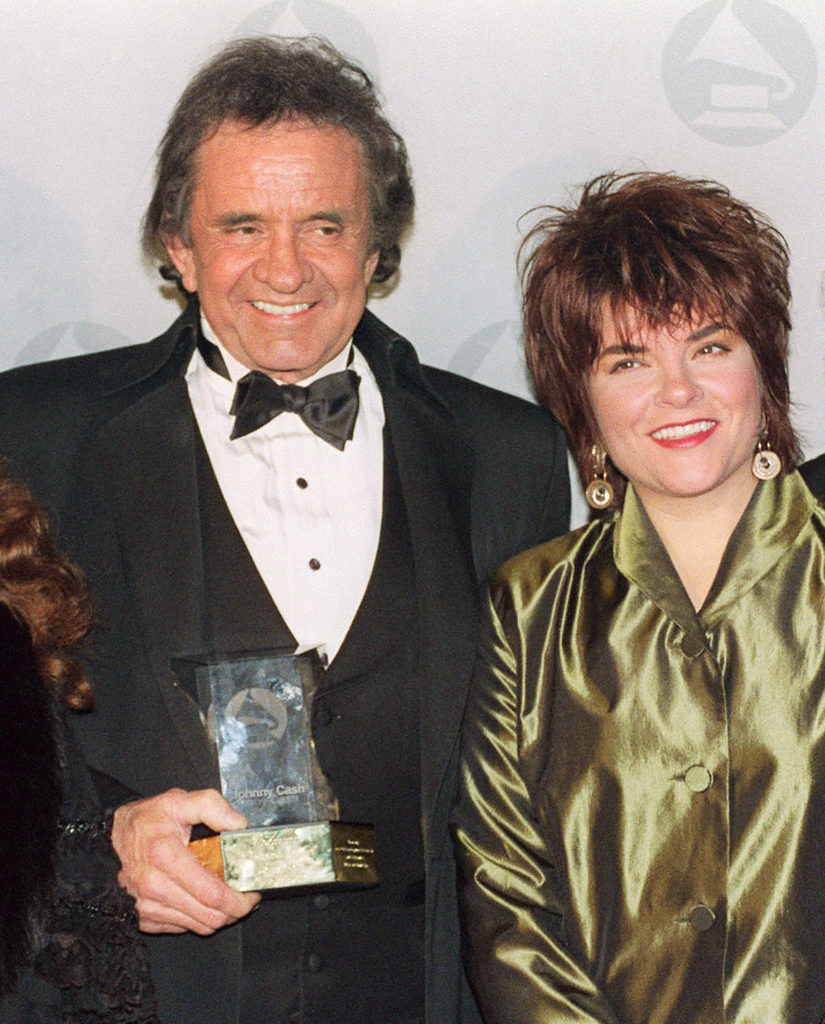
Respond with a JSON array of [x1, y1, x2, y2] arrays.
[[244, 351, 333, 384]]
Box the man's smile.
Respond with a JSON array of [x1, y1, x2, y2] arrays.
[[250, 300, 314, 315]]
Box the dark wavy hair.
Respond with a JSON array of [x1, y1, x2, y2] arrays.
[[521, 171, 799, 505], [143, 35, 414, 287], [0, 473, 93, 709]]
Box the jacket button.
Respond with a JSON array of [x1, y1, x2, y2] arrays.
[[312, 893, 330, 910], [688, 904, 715, 931], [681, 634, 704, 657], [306, 952, 324, 972], [684, 765, 712, 792]]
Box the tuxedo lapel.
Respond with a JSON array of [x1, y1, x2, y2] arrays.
[[88, 373, 214, 787], [379, 364, 479, 854]]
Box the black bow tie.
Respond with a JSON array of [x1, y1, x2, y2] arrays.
[[229, 369, 361, 449]]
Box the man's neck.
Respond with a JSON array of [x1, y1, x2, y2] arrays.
[[199, 312, 353, 385]]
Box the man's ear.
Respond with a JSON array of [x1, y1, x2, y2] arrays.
[[363, 249, 380, 287], [163, 233, 198, 293]]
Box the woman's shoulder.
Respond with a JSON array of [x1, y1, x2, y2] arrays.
[[490, 515, 617, 605]]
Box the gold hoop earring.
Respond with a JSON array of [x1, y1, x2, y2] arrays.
[[752, 437, 781, 480], [585, 445, 615, 509]]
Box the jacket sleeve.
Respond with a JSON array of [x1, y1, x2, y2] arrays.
[[469, 403, 571, 582], [418, 365, 571, 581], [452, 583, 620, 1024]]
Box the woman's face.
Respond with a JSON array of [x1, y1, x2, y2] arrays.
[[587, 313, 763, 513]]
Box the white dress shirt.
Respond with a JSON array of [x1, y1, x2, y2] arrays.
[[186, 317, 385, 662]]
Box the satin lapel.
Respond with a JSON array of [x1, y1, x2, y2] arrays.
[[89, 374, 213, 786], [382, 383, 479, 853]]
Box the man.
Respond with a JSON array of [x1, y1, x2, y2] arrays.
[[0, 37, 569, 1023]]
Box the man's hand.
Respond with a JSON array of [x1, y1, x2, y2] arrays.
[[112, 788, 261, 935]]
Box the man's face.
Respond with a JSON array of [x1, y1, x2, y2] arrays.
[[166, 119, 379, 383]]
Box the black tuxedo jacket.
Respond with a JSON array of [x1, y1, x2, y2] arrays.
[[0, 302, 570, 1023], [801, 453, 825, 498]]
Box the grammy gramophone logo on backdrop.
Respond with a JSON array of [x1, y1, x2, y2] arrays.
[[234, 0, 381, 85], [662, 0, 817, 146]]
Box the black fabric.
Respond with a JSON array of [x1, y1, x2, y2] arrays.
[[0, 606, 60, 995], [801, 454, 825, 499], [196, 334, 230, 380], [230, 368, 360, 448], [26, 798, 159, 1024], [193, 428, 296, 661], [0, 605, 158, 1023], [296, 428, 425, 1022]]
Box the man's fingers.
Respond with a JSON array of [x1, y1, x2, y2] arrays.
[[158, 787, 249, 834], [112, 788, 259, 934], [131, 862, 260, 934]]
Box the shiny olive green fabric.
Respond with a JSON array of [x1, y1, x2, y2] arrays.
[[454, 472, 825, 1024]]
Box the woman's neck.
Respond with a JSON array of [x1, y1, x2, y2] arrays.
[[637, 476, 759, 611]]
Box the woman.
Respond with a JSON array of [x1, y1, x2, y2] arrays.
[[453, 172, 823, 1023], [0, 472, 158, 1022]]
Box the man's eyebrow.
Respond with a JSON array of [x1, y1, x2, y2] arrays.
[[215, 211, 260, 227], [305, 210, 345, 225]]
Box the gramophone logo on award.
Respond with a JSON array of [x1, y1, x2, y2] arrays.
[[174, 649, 377, 893]]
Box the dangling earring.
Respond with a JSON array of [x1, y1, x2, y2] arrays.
[[585, 445, 615, 509], [752, 437, 781, 480]]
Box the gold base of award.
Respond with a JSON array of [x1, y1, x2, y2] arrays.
[[174, 649, 378, 894]]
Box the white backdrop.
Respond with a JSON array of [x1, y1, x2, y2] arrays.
[[1, 0, 823, 521]]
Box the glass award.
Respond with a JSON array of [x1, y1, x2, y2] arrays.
[[173, 649, 377, 893]]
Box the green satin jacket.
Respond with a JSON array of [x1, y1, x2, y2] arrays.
[[455, 471, 825, 1024]]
